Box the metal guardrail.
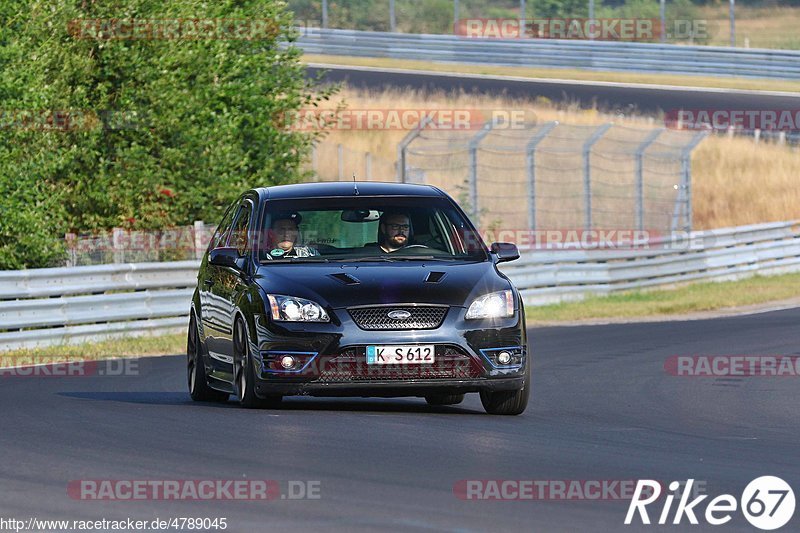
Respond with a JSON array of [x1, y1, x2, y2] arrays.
[[1, 221, 799, 350], [0, 262, 198, 351], [505, 220, 800, 305], [296, 28, 800, 80]]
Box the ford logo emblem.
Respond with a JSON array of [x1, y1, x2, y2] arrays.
[[387, 310, 412, 320]]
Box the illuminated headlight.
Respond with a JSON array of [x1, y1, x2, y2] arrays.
[[465, 290, 515, 320], [267, 294, 329, 322]]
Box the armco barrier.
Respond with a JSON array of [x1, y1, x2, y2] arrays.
[[295, 28, 800, 80], [1, 221, 798, 350]]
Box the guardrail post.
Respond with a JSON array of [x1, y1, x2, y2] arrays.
[[389, 0, 396, 32], [634, 128, 664, 231], [322, 0, 328, 29], [525, 121, 558, 231], [468, 118, 497, 220], [396, 115, 433, 183], [582, 123, 612, 230]]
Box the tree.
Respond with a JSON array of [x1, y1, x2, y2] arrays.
[[0, 0, 333, 269]]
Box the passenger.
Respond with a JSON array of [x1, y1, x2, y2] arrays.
[[267, 213, 319, 258]]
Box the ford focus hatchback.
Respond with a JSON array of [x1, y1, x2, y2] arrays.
[[187, 182, 529, 415]]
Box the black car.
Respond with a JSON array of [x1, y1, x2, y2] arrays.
[[187, 182, 529, 415]]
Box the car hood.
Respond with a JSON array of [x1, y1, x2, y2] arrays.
[[253, 261, 511, 309]]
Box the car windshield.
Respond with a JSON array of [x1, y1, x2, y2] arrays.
[[257, 196, 487, 263]]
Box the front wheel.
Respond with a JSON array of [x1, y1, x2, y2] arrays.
[[234, 318, 282, 409], [480, 363, 530, 415], [188, 314, 229, 403]]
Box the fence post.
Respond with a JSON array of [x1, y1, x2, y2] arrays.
[[311, 143, 318, 175], [194, 220, 205, 260], [468, 119, 497, 220], [112, 227, 125, 264], [680, 131, 708, 232], [582, 123, 612, 230], [525, 121, 558, 231], [634, 128, 664, 231], [396, 115, 433, 182]]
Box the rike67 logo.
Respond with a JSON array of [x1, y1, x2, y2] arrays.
[[625, 477, 795, 530]]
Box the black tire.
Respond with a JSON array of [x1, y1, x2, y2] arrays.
[[188, 314, 229, 403], [480, 361, 530, 415], [234, 318, 282, 409], [425, 393, 465, 406]]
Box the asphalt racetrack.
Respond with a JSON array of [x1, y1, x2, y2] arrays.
[[2, 308, 799, 532], [307, 64, 800, 115]]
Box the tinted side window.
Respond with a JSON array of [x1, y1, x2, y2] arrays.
[[208, 202, 238, 251], [229, 201, 253, 255]]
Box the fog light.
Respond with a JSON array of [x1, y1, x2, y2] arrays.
[[497, 351, 512, 365], [280, 355, 296, 369]]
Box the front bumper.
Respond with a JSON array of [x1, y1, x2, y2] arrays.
[[249, 305, 528, 397]]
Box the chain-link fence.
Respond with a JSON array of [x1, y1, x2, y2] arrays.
[[305, 143, 396, 182], [399, 119, 707, 234]]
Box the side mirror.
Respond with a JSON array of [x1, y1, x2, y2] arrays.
[[491, 242, 520, 263], [209, 247, 243, 269]]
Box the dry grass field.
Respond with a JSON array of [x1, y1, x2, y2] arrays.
[[309, 87, 800, 230]]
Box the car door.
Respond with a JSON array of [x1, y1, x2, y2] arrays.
[[211, 197, 255, 366], [200, 201, 240, 370]]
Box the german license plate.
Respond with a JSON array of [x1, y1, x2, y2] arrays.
[[366, 345, 435, 365]]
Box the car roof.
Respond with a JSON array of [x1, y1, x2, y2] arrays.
[[251, 181, 446, 201]]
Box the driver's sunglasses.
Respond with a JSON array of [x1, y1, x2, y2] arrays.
[[386, 223, 410, 232]]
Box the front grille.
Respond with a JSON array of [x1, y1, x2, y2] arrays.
[[317, 346, 484, 383], [348, 305, 448, 330]]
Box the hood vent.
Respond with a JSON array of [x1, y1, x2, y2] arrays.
[[424, 271, 446, 284], [329, 272, 361, 285]]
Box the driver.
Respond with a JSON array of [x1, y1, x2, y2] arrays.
[[267, 213, 319, 259], [378, 212, 412, 253]]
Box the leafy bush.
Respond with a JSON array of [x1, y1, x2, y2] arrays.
[[0, 0, 333, 269]]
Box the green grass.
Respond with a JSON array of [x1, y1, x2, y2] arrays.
[[0, 333, 185, 362], [525, 272, 800, 323]]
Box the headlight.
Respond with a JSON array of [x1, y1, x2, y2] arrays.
[[267, 294, 329, 322], [465, 290, 515, 320]]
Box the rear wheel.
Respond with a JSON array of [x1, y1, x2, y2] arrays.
[[234, 318, 282, 409], [425, 393, 465, 406], [187, 314, 229, 403], [480, 361, 530, 415]]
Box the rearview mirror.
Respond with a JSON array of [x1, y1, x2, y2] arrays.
[[491, 242, 520, 263], [209, 247, 243, 269], [341, 209, 381, 222]]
